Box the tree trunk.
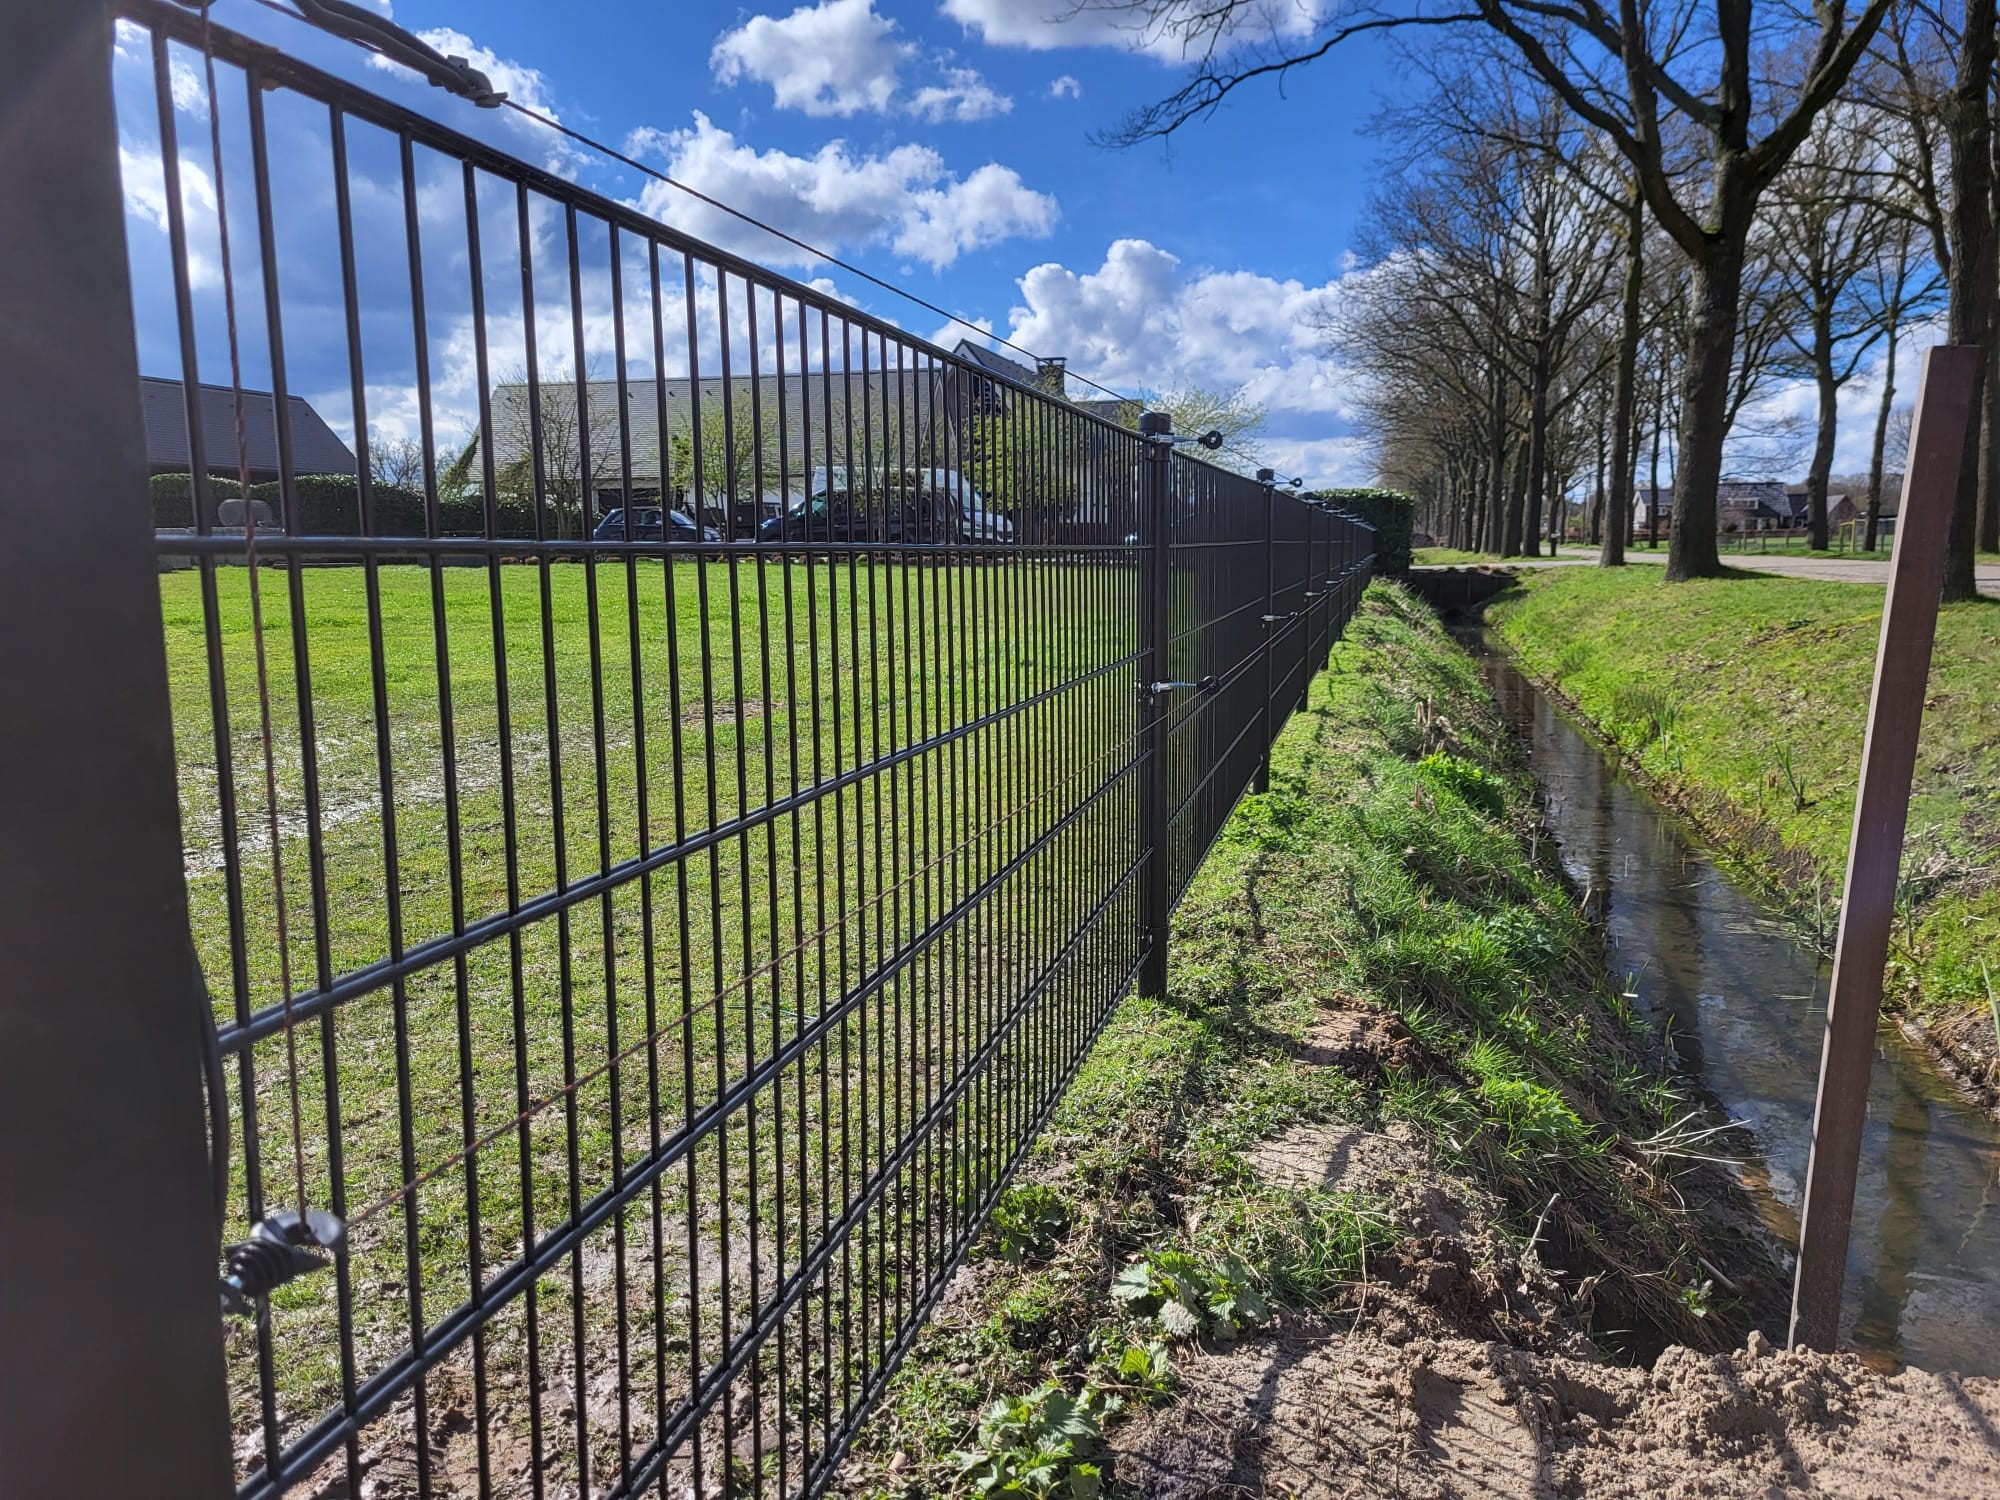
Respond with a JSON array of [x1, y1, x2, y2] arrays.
[[1603, 195, 1641, 568], [1526, 357, 1550, 557], [1807, 306, 1838, 551], [1526, 245, 1553, 558], [1486, 356, 1507, 555], [1667, 235, 1745, 580], [1503, 436, 1528, 556], [1648, 379, 1664, 548], [1590, 418, 1606, 547], [1865, 319, 1899, 554], [1943, 0, 1996, 601]]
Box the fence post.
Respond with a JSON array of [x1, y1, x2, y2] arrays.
[[1256, 468, 1277, 795], [1300, 506, 1319, 712], [1139, 411, 1174, 998], [1789, 345, 1980, 1351], [0, 5, 235, 1496]]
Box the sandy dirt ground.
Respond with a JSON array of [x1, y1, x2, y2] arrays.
[[1115, 1320, 2000, 1499], [1112, 1120, 2000, 1499]]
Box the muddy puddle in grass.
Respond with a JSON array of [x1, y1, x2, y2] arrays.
[[1472, 633, 2000, 1376]]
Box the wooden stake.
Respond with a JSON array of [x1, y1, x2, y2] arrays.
[[1789, 344, 1980, 1351]]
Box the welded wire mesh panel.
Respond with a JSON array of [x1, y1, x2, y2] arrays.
[[1159, 460, 1373, 903], [112, 4, 1367, 1495]]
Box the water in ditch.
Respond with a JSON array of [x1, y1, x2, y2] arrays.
[[1470, 634, 2000, 1377]]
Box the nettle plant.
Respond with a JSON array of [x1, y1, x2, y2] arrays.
[[985, 1183, 1072, 1265], [951, 1383, 1118, 1499], [1111, 1251, 1270, 1341]]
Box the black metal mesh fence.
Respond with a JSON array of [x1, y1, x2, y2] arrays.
[[115, 4, 1372, 1494]]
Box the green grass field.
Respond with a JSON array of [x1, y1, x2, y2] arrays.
[[163, 555, 1140, 1489], [1490, 565, 2000, 1056]]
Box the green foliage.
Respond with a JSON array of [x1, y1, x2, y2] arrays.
[[1102, 1341, 1174, 1404], [950, 1384, 1116, 1499], [1306, 487, 1415, 576], [1110, 1251, 1269, 1341], [150, 471, 240, 528], [986, 1184, 1071, 1264], [236, 475, 539, 538], [1775, 744, 1812, 811], [1608, 682, 1682, 748], [244, 475, 424, 536], [967, 404, 1079, 521], [666, 390, 780, 509], [1417, 750, 1507, 819]]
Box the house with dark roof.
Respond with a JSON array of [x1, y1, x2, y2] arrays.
[[1632, 481, 1794, 535], [944, 340, 1139, 538], [946, 340, 1132, 426], [485, 370, 937, 519], [140, 375, 356, 481]]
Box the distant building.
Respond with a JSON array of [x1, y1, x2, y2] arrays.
[[483, 344, 1138, 535], [1628, 479, 1910, 539], [485, 371, 936, 513], [140, 375, 356, 482], [1632, 481, 1802, 535]]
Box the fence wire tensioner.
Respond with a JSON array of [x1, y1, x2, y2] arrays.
[[219, 1209, 346, 1318]]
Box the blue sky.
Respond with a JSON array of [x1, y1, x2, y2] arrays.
[[112, 0, 1405, 485]]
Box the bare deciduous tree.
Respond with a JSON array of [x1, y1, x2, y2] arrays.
[[1084, 0, 1894, 580]]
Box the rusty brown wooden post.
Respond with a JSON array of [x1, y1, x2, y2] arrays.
[[1788, 345, 1981, 1351]]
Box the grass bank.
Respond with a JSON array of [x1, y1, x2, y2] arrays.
[[1488, 564, 2000, 1101], [840, 582, 1778, 1498]]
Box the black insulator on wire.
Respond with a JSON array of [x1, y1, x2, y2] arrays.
[[219, 1208, 345, 1318]]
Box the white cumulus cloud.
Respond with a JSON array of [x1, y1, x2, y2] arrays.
[[908, 66, 1015, 122], [941, 0, 1334, 58], [712, 0, 910, 118], [120, 144, 220, 289], [712, 0, 1013, 123], [1004, 238, 1372, 483], [1049, 74, 1084, 99], [628, 114, 1057, 271]]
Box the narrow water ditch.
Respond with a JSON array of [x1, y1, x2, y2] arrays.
[[1468, 630, 2000, 1377]]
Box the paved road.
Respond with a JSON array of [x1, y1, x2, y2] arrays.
[[1720, 553, 2000, 596]]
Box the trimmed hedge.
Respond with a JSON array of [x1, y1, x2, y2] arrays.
[[151, 472, 241, 529], [247, 475, 428, 535], [245, 476, 542, 537], [154, 472, 553, 537], [1305, 487, 1414, 576]]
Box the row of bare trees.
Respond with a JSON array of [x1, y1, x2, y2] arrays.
[[1091, 0, 1996, 593]]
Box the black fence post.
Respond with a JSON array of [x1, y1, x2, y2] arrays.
[[1139, 411, 1174, 998], [1256, 468, 1277, 796], [1300, 505, 1319, 713], [0, 5, 235, 1497]]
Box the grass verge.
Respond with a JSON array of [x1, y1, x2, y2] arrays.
[[1488, 564, 2000, 1102], [839, 581, 1778, 1499]]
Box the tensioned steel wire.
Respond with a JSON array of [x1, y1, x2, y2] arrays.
[[124, 3, 1373, 1495]]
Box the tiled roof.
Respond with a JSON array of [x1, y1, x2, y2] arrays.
[[140, 376, 357, 477]]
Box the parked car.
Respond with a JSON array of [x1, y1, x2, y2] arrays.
[[759, 469, 1015, 544], [591, 506, 717, 545]]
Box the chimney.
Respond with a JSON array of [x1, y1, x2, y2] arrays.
[[1034, 356, 1068, 401]]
